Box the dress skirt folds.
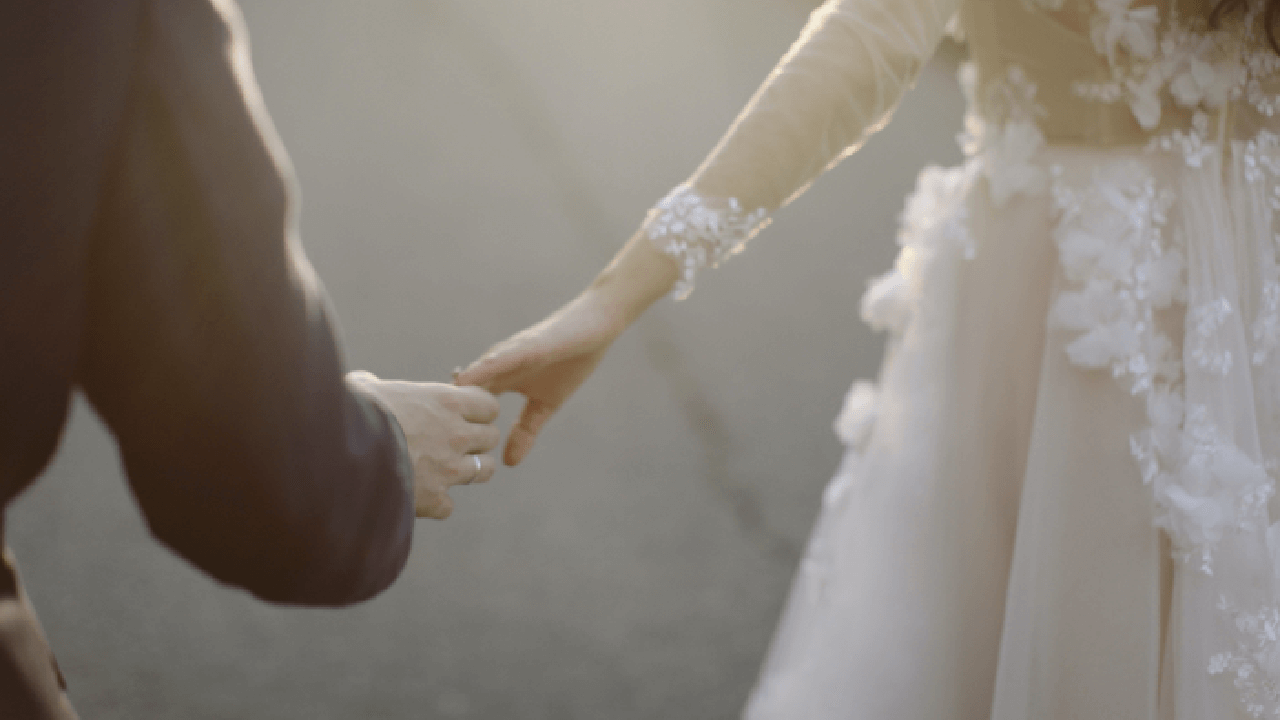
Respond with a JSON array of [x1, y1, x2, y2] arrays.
[[743, 134, 1280, 718]]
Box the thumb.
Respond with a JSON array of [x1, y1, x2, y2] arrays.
[[504, 398, 558, 466], [416, 490, 454, 520]]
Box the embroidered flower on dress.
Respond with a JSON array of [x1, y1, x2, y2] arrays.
[[1051, 161, 1183, 392], [1000, 0, 1280, 712], [1091, 0, 1160, 65], [1209, 596, 1280, 716], [1075, 6, 1256, 136], [861, 268, 911, 335], [960, 64, 1049, 205], [1021, 0, 1067, 12], [1189, 297, 1236, 375], [1049, 160, 1276, 584], [834, 381, 880, 450], [1168, 56, 1240, 108]]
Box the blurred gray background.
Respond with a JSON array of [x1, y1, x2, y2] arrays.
[[8, 1, 963, 718]]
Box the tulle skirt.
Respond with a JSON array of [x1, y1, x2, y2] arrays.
[[743, 142, 1280, 719]]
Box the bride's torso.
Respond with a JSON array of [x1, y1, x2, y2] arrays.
[[959, 0, 1280, 150]]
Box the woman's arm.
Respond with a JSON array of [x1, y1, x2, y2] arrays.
[[460, 0, 962, 463]]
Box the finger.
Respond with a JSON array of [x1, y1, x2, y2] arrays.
[[438, 452, 488, 489], [459, 423, 502, 455], [416, 490, 454, 520], [464, 454, 497, 485], [503, 399, 557, 466], [456, 350, 539, 392], [448, 385, 501, 423]]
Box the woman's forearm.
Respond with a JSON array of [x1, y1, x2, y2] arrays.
[[587, 229, 680, 326]]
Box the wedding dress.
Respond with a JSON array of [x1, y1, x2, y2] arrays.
[[641, 0, 1280, 716]]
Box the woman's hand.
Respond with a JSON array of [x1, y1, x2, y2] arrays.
[[459, 229, 679, 465], [455, 288, 629, 466]]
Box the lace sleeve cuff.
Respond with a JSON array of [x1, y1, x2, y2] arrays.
[[643, 184, 771, 300]]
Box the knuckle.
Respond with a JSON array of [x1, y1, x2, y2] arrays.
[[440, 458, 463, 481], [452, 456, 474, 481], [482, 427, 501, 449], [447, 433, 468, 454], [421, 455, 461, 484]]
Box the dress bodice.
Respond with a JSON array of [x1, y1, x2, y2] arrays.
[[962, 0, 1280, 147]]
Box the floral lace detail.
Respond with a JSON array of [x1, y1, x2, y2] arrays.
[[1050, 161, 1182, 394], [643, 184, 770, 301], [845, 162, 978, 449], [1048, 160, 1278, 569], [1209, 595, 1280, 717], [859, 163, 978, 345], [1091, 0, 1159, 67], [1150, 404, 1275, 568], [1050, 157, 1280, 713], [1148, 111, 1217, 167], [1021, 0, 1067, 14], [1074, 9, 1245, 133], [843, 64, 1050, 451], [1190, 296, 1236, 375], [1247, 131, 1280, 365], [960, 64, 1049, 206], [834, 381, 879, 450], [1245, 49, 1280, 116]]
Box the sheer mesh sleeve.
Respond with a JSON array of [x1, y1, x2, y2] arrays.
[[645, 0, 962, 298]]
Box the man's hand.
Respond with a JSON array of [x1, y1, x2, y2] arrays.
[[348, 371, 500, 519]]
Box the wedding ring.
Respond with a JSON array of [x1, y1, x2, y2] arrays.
[[470, 454, 483, 482]]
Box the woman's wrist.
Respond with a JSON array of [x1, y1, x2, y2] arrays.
[[587, 229, 679, 325]]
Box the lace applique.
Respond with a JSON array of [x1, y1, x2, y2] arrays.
[[860, 163, 978, 338], [1190, 296, 1236, 375], [1255, 280, 1280, 365], [1244, 47, 1280, 116], [1050, 163, 1280, 706], [1209, 595, 1280, 718], [1050, 161, 1183, 394], [1091, 0, 1160, 66], [1049, 160, 1271, 568], [643, 185, 770, 301], [1151, 404, 1275, 569], [1247, 131, 1280, 365], [1021, 0, 1066, 15], [1148, 111, 1217, 166], [1050, 164, 1280, 720], [846, 163, 980, 449], [960, 64, 1050, 205], [1074, 8, 1246, 133], [834, 381, 879, 450], [845, 64, 1049, 450]]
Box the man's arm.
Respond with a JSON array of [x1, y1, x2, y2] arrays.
[[76, 0, 415, 606]]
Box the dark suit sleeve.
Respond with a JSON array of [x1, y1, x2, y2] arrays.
[[76, 0, 415, 606]]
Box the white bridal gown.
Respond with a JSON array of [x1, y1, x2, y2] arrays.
[[640, 0, 1280, 716]]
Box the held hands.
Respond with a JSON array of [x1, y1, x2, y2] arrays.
[[348, 371, 500, 519], [455, 289, 629, 466]]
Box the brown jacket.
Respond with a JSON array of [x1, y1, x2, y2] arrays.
[[0, 1, 417, 715]]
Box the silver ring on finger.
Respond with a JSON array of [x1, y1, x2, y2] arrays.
[[468, 454, 483, 483]]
